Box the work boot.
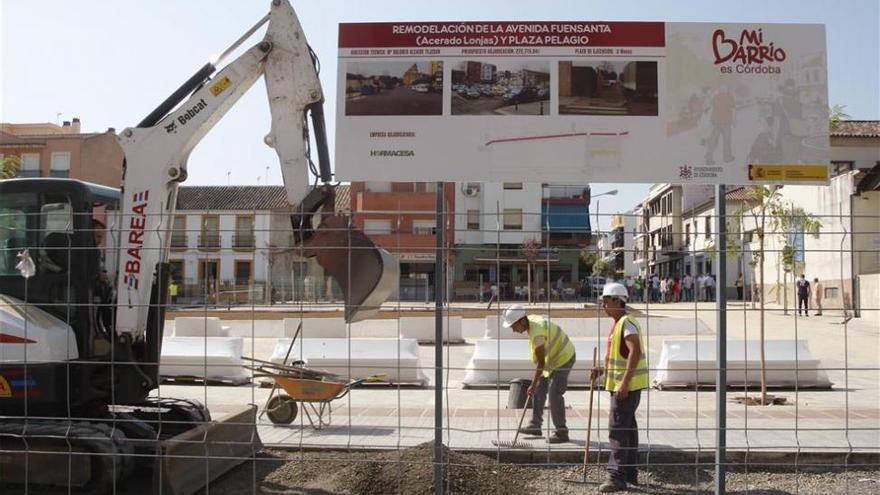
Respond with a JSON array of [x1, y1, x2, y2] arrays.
[[517, 424, 542, 436], [598, 478, 627, 492], [547, 430, 570, 443]]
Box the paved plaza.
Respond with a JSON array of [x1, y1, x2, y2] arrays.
[[161, 302, 880, 457]]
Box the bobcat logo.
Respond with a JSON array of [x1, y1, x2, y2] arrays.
[[164, 122, 178, 133], [679, 164, 693, 179]]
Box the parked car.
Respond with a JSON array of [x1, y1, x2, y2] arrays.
[[504, 86, 539, 104], [412, 83, 429, 93], [536, 87, 550, 100], [465, 87, 481, 99], [359, 84, 376, 95]]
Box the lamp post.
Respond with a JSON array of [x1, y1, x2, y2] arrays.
[[592, 189, 619, 242]]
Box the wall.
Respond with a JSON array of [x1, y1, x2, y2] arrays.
[[454, 182, 543, 245]]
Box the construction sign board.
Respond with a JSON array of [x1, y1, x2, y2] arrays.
[[335, 22, 829, 185]]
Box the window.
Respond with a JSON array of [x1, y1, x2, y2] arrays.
[[831, 161, 854, 177], [364, 219, 392, 235], [467, 210, 480, 230], [234, 260, 252, 286], [415, 182, 437, 193], [199, 215, 220, 250], [704, 216, 711, 238], [685, 223, 691, 246], [169, 260, 185, 283], [234, 215, 255, 249], [824, 286, 839, 299], [503, 209, 523, 230], [21, 153, 40, 177], [50, 152, 71, 178], [364, 181, 391, 192], [412, 219, 436, 235], [503, 182, 523, 190], [743, 229, 754, 243], [171, 215, 187, 250]]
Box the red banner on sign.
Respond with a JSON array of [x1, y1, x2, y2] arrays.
[[339, 22, 665, 48]]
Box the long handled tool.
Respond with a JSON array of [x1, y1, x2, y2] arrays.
[[564, 347, 600, 485], [492, 393, 536, 448]]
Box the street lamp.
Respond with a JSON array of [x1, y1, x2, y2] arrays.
[[593, 189, 619, 241]]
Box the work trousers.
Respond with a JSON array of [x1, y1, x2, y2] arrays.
[[798, 293, 810, 315], [530, 355, 576, 432], [607, 389, 642, 483]]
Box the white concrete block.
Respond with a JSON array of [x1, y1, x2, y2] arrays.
[[283, 318, 349, 338], [173, 317, 229, 337], [160, 336, 248, 382], [462, 338, 604, 386], [270, 338, 428, 385], [398, 316, 464, 343], [652, 339, 832, 389], [483, 315, 527, 339]]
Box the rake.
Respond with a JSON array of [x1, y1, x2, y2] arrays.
[[492, 393, 538, 448], [564, 347, 601, 485]]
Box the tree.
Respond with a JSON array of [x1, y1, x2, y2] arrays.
[[736, 186, 822, 404], [1, 155, 21, 179], [590, 257, 618, 279], [520, 238, 541, 303], [829, 104, 850, 133]]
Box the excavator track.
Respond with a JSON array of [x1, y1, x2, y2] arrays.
[[0, 420, 136, 493]]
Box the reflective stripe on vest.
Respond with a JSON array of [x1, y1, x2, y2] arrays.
[[527, 315, 576, 377], [604, 314, 649, 392]]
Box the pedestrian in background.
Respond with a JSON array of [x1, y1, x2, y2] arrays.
[[796, 274, 811, 316], [683, 273, 693, 302], [659, 277, 668, 303], [735, 274, 744, 301], [813, 278, 823, 315]]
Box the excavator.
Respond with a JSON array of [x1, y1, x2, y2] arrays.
[[0, 0, 397, 493]]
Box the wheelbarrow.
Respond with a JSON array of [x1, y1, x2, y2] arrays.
[[243, 357, 383, 429]]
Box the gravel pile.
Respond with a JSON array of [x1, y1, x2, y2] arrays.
[[185, 449, 880, 494]]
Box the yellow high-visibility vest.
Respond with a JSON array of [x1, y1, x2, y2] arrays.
[[169, 283, 179, 296], [527, 315, 576, 377], [604, 314, 649, 392]]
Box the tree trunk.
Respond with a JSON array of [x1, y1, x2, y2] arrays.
[[758, 216, 768, 405], [527, 262, 532, 303]]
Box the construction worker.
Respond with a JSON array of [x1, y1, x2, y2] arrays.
[[592, 282, 648, 492], [502, 304, 576, 443]]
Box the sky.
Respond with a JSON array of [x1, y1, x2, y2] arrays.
[[2, 0, 878, 231]]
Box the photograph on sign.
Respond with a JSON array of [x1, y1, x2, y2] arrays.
[[336, 22, 829, 185], [451, 60, 550, 116], [558, 61, 658, 116], [345, 61, 444, 116]]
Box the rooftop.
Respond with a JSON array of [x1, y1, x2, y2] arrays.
[[831, 120, 880, 138]]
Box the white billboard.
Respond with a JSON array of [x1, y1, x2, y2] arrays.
[[336, 22, 829, 185]]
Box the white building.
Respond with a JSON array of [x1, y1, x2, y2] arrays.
[[169, 186, 306, 305], [601, 212, 638, 279], [454, 182, 543, 245], [755, 122, 879, 321]]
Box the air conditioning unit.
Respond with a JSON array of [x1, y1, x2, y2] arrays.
[[461, 183, 481, 197]]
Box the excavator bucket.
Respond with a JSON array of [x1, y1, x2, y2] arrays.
[[304, 215, 399, 323], [156, 405, 262, 495]]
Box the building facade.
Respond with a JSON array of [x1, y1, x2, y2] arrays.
[[350, 181, 455, 301], [0, 119, 123, 186], [452, 182, 590, 301], [169, 185, 314, 305]]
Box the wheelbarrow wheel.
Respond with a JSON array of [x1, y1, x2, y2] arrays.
[[266, 394, 298, 424]]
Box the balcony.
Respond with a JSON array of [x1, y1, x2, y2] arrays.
[[170, 232, 188, 251], [198, 232, 221, 251], [232, 233, 256, 251]]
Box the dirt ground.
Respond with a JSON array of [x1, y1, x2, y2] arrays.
[[199, 444, 880, 495]]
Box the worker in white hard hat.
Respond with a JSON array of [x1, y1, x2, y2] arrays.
[[594, 282, 649, 492], [502, 304, 576, 443]]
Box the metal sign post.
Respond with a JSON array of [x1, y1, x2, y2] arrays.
[[434, 181, 444, 494], [715, 184, 728, 494]]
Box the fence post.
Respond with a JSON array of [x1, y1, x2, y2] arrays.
[[433, 181, 444, 495], [715, 184, 727, 495]]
